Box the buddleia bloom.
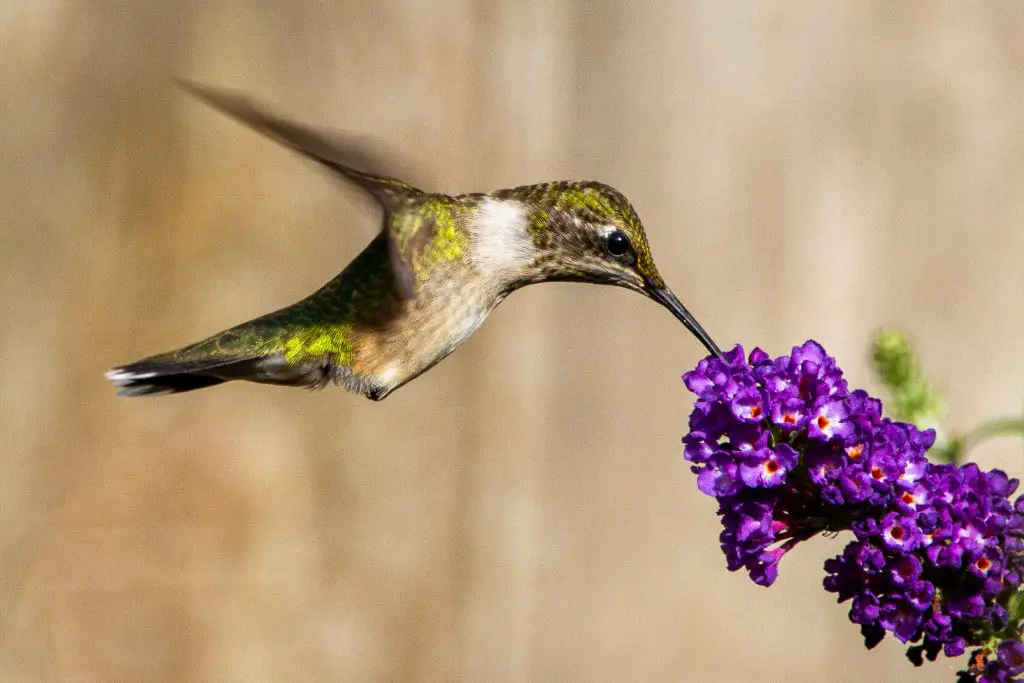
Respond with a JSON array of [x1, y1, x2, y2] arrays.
[[682, 341, 1024, 680]]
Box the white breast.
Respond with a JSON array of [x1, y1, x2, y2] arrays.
[[469, 198, 534, 279]]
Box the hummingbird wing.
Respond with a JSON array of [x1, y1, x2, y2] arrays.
[[176, 79, 433, 299]]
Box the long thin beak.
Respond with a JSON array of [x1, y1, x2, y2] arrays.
[[648, 286, 723, 359]]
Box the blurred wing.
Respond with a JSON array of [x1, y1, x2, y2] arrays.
[[176, 79, 433, 299]]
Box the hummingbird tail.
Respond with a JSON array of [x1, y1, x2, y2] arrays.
[[107, 314, 377, 398], [105, 356, 251, 397], [106, 342, 364, 397]]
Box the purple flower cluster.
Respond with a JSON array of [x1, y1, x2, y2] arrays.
[[682, 342, 1024, 680]]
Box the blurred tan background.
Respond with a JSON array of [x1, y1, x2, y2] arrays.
[[1, 2, 1023, 681]]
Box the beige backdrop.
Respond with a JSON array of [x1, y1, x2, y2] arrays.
[[2, 2, 1022, 681]]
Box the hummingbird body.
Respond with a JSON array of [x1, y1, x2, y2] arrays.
[[107, 83, 722, 400]]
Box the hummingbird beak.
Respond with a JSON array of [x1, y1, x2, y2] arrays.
[[647, 285, 724, 359]]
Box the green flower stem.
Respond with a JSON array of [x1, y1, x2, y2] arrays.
[[942, 417, 1024, 463]]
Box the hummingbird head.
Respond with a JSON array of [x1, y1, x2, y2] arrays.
[[485, 181, 723, 358]]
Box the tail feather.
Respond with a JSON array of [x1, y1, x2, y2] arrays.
[[105, 356, 253, 396], [106, 370, 226, 396], [106, 318, 374, 398], [105, 345, 357, 397]]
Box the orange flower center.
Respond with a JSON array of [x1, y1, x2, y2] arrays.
[[889, 526, 905, 541], [783, 414, 796, 425], [764, 460, 779, 474], [976, 557, 991, 572], [901, 492, 915, 505], [846, 444, 863, 460], [817, 415, 830, 430], [871, 467, 884, 480], [750, 405, 762, 418]]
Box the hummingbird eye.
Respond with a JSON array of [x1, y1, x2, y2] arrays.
[[605, 230, 631, 257]]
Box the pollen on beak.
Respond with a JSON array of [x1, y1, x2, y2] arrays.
[[647, 285, 723, 359]]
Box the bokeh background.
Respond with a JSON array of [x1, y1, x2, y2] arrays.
[[2, 2, 1023, 681]]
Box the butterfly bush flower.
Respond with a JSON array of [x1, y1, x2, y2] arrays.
[[682, 342, 1024, 681]]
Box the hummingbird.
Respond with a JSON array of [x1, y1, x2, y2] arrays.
[[106, 82, 723, 401]]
